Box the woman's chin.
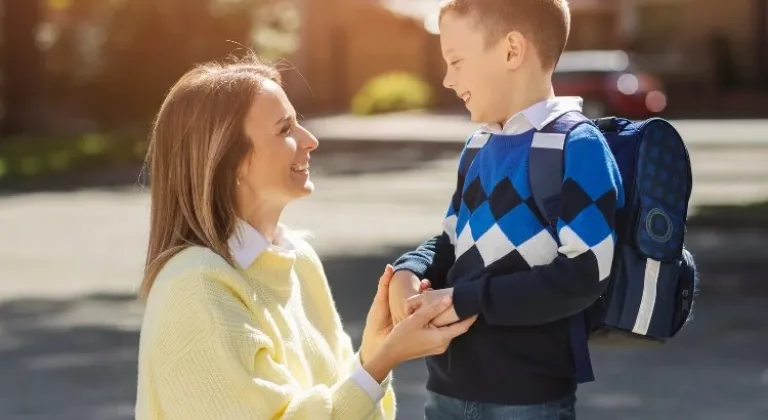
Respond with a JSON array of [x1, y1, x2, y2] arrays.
[[290, 179, 314, 198], [289, 170, 314, 190], [301, 180, 315, 194]]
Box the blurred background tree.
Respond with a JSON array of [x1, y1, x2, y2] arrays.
[[0, 0, 300, 135], [2, 0, 45, 136], [0, 0, 301, 181], [89, 0, 264, 126]]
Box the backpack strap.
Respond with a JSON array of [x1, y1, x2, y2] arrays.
[[529, 111, 591, 226], [529, 111, 596, 384]]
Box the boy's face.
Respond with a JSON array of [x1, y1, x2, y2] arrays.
[[439, 11, 512, 125]]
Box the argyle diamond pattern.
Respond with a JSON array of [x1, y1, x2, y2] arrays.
[[439, 120, 622, 295], [555, 174, 618, 281], [454, 172, 561, 269], [445, 132, 621, 280]]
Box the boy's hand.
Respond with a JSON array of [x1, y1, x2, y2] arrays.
[[388, 270, 431, 324], [418, 278, 432, 294], [405, 288, 453, 317], [407, 288, 462, 327], [431, 305, 460, 327]]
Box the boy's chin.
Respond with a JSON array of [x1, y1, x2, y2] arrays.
[[467, 109, 491, 125], [467, 109, 483, 123]]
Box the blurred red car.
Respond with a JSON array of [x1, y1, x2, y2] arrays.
[[553, 50, 668, 119]]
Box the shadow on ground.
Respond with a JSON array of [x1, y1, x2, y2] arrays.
[[1, 246, 767, 419], [0, 293, 140, 420]]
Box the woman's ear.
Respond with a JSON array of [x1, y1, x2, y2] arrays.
[[236, 157, 251, 186]]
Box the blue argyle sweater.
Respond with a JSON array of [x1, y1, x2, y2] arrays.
[[394, 120, 625, 405]]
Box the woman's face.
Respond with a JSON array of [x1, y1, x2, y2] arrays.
[[238, 79, 319, 211]]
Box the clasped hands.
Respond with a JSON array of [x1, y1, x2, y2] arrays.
[[358, 265, 477, 383], [389, 271, 463, 327]]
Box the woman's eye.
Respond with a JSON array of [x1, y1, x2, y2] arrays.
[[281, 124, 293, 136]]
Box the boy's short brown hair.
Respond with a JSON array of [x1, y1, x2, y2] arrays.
[[440, 0, 571, 70]]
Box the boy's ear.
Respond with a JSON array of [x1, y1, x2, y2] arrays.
[[503, 31, 526, 71]]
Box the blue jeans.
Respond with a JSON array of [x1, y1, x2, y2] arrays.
[[424, 391, 576, 420]]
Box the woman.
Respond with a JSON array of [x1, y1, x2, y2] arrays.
[[134, 54, 476, 420]]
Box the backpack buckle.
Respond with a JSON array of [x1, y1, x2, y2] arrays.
[[594, 117, 617, 132]]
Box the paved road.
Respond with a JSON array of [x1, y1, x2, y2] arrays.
[[1, 134, 768, 419]]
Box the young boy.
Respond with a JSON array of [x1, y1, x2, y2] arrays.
[[388, 0, 625, 418]]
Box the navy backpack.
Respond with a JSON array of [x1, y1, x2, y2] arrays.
[[528, 112, 700, 382]]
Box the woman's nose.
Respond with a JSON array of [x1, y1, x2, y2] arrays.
[[299, 125, 319, 151]]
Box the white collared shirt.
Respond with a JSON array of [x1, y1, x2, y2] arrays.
[[227, 219, 297, 269], [227, 219, 387, 403], [481, 96, 584, 135]]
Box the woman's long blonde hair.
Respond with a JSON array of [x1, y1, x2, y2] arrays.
[[140, 54, 281, 301]]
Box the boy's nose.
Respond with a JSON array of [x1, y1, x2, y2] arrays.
[[443, 75, 453, 89], [442, 66, 456, 89], [443, 73, 454, 89]]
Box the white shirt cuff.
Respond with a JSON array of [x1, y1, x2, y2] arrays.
[[350, 352, 387, 403]]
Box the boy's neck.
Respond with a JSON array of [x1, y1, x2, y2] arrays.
[[498, 75, 555, 126]]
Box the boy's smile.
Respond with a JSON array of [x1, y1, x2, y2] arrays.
[[439, 11, 518, 125]]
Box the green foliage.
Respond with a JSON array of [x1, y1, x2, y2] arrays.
[[0, 133, 146, 182], [351, 72, 434, 116]]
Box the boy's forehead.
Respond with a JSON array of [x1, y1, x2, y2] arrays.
[[439, 13, 484, 53], [440, 13, 476, 39]]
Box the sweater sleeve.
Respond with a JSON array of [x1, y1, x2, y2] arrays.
[[452, 124, 625, 325], [151, 271, 383, 420], [391, 232, 454, 289], [392, 135, 479, 287], [293, 242, 396, 420]]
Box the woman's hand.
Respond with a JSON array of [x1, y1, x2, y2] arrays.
[[383, 295, 476, 362], [406, 288, 460, 327], [360, 266, 477, 382], [360, 265, 397, 375]]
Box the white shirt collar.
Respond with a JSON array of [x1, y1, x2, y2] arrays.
[[227, 218, 296, 269], [482, 96, 583, 135]]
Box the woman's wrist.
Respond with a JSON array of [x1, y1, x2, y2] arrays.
[[361, 347, 395, 384]]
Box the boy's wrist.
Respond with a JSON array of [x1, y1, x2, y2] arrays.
[[390, 270, 420, 292], [452, 280, 482, 320]]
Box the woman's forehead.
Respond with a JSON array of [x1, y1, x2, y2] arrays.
[[248, 82, 293, 123]]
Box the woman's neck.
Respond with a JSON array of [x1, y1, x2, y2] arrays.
[[239, 202, 284, 244]]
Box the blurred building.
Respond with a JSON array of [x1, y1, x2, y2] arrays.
[[283, 0, 442, 113], [602, 0, 767, 89], [284, 0, 768, 114]]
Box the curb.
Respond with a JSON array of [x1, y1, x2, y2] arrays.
[[688, 217, 768, 231], [684, 227, 768, 261], [0, 165, 146, 195]]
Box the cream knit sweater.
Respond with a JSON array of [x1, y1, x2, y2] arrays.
[[135, 233, 396, 419]]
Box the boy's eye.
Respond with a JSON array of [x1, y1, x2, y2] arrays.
[[449, 59, 462, 67]]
